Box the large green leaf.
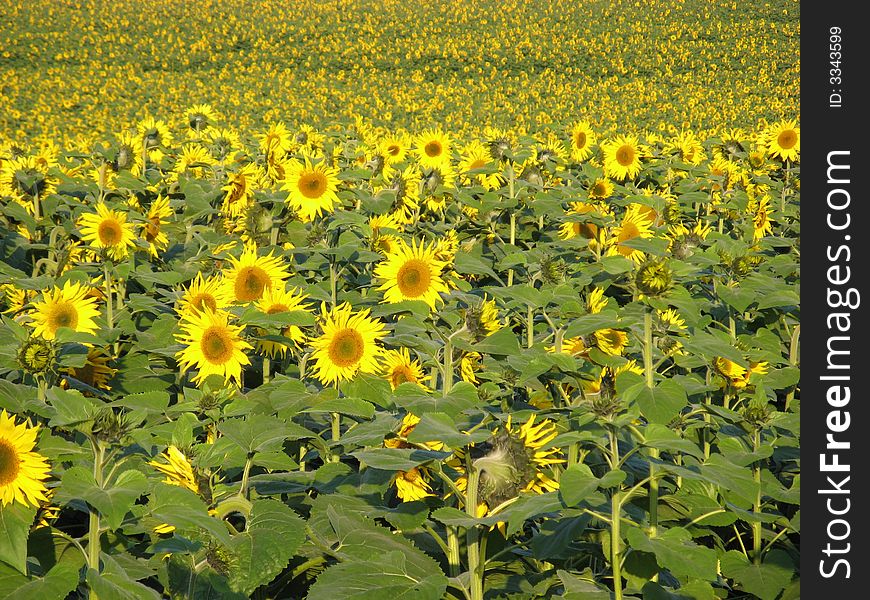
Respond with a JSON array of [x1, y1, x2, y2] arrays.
[[0, 562, 80, 599], [57, 467, 148, 530], [626, 527, 718, 581], [559, 464, 601, 506], [86, 568, 162, 600], [147, 484, 231, 545], [227, 499, 305, 596], [0, 504, 35, 574], [633, 380, 688, 424], [306, 551, 448, 600], [720, 549, 795, 600]]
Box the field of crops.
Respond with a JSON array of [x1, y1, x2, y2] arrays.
[[0, 1, 799, 599]]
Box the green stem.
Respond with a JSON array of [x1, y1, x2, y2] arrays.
[[643, 311, 659, 540], [465, 468, 483, 600], [88, 440, 105, 598], [447, 525, 461, 578], [752, 428, 763, 564], [784, 324, 799, 412], [239, 453, 254, 499], [263, 357, 271, 384], [526, 304, 534, 348], [609, 430, 624, 600], [329, 261, 337, 309], [330, 412, 341, 462], [103, 261, 113, 331]]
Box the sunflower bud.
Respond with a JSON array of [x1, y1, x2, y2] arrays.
[[540, 255, 566, 284], [91, 407, 128, 444], [17, 337, 57, 376], [635, 259, 673, 297], [474, 431, 533, 507], [488, 139, 512, 162]]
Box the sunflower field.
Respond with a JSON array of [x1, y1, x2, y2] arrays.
[[0, 1, 799, 600]]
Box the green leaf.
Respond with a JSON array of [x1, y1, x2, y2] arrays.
[[556, 569, 612, 599], [564, 312, 621, 338], [633, 379, 688, 424], [406, 412, 490, 448], [227, 499, 305, 596], [57, 467, 148, 530], [147, 484, 231, 545], [45, 387, 99, 428], [0, 504, 35, 574], [307, 551, 448, 600], [302, 396, 375, 419], [559, 464, 600, 506], [0, 562, 80, 599], [86, 568, 162, 600], [642, 424, 703, 458], [720, 549, 795, 600], [350, 448, 449, 471], [626, 527, 718, 580], [219, 413, 312, 454], [469, 328, 521, 356]]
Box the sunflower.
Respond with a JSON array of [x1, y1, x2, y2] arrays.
[[766, 119, 800, 162], [665, 130, 706, 165], [29, 281, 100, 340], [64, 347, 116, 390], [587, 177, 614, 201], [176, 308, 252, 386], [713, 356, 768, 390], [460, 351, 482, 385], [657, 308, 687, 331], [137, 116, 173, 152], [381, 348, 430, 390], [282, 157, 341, 223], [253, 286, 311, 358], [546, 336, 588, 357], [392, 467, 435, 502], [457, 140, 504, 190], [257, 121, 293, 157], [471, 415, 563, 513], [375, 239, 449, 310], [415, 129, 451, 168], [463, 294, 503, 340], [568, 121, 597, 162], [0, 155, 58, 207], [203, 127, 242, 162], [586, 287, 610, 314], [220, 245, 291, 304], [376, 165, 422, 224], [592, 328, 629, 356], [112, 131, 145, 176], [379, 133, 410, 165], [149, 446, 199, 494], [173, 143, 216, 179], [221, 163, 263, 219], [603, 134, 642, 181], [309, 302, 386, 386], [559, 201, 607, 250], [78, 202, 137, 260], [748, 196, 774, 241], [177, 273, 230, 317], [0, 410, 51, 508], [141, 196, 173, 257], [184, 104, 222, 133], [368, 213, 404, 255], [608, 204, 655, 263], [294, 124, 325, 154]]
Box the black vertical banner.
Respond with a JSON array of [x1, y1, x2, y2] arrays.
[[802, 4, 868, 597]]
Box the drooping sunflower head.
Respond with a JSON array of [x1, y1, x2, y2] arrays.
[[17, 336, 58, 377], [473, 415, 563, 509], [185, 104, 221, 133], [392, 467, 434, 502], [585, 287, 610, 314], [64, 347, 116, 391], [175, 307, 252, 387], [137, 116, 173, 149], [149, 445, 200, 494], [29, 281, 101, 340], [310, 302, 387, 386], [77, 202, 138, 260], [635, 259, 674, 298], [0, 410, 51, 508], [374, 238, 449, 310], [282, 157, 341, 223], [381, 348, 430, 391], [220, 245, 291, 304], [592, 328, 629, 356]]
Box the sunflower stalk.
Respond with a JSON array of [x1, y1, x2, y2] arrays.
[[752, 426, 763, 564], [608, 428, 624, 600], [464, 466, 484, 600], [87, 438, 106, 594], [642, 310, 659, 540]]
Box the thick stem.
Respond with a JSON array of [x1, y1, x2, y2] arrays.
[[103, 261, 114, 331], [465, 468, 483, 600], [643, 311, 659, 539], [609, 430, 623, 600], [239, 453, 254, 499], [447, 526, 461, 578], [88, 440, 105, 599], [263, 357, 271, 384], [526, 304, 534, 348], [752, 428, 763, 564], [329, 261, 337, 309]]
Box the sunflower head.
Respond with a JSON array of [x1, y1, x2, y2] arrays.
[[635, 259, 674, 297], [463, 295, 503, 341], [0, 409, 51, 508], [91, 407, 129, 444], [17, 337, 57, 377]]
